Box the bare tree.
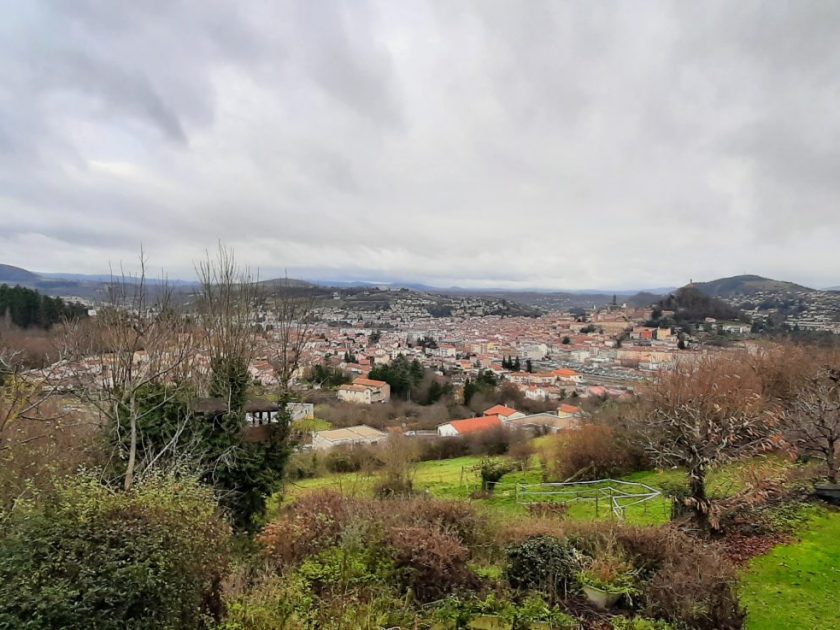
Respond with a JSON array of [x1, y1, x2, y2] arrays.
[[195, 243, 258, 412], [64, 249, 197, 490], [268, 276, 315, 394], [375, 430, 420, 496], [193, 245, 295, 529], [784, 365, 840, 484], [637, 353, 778, 529]]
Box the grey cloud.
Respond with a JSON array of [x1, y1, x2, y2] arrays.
[[0, 1, 839, 288]]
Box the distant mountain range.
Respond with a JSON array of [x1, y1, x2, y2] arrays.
[[0, 264, 200, 301], [1, 263, 836, 308], [306, 277, 677, 295]]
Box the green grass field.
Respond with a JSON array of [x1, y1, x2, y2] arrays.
[[740, 507, 840, 630], [272, 452, 840, 627], [275, 454, 778, 525]]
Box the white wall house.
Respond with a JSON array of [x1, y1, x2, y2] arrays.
[[336, 377, 391, 404]]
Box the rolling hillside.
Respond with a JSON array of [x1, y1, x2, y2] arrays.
[[0, 264, 40, 283], [690, 275, 813, 298]]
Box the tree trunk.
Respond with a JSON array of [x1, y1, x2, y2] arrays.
[[124, 397, 137, 492], [689, 467, 710, 529], [827, 439, 837, 485]]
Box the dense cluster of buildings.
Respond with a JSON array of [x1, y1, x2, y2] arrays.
[[287, 305, 685, 403]]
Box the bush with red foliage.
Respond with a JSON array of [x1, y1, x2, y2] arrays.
[[386, 525, 477, 602], [400, 498, 482, 547], [258, 491, 354, 567], [259, 492, 481, 568]]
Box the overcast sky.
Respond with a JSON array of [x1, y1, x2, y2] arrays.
[[1, 1, 839, 290]]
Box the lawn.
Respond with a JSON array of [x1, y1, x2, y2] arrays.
[[282, 455, 483, 499], [740, 506, 840, 630], [276, 453, 788, 525]]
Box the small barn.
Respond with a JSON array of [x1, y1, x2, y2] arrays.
[[312, 424, 388, 450]]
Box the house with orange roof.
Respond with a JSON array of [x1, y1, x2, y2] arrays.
[[337, 377, 390, 404], [531, 372, 558, 384], [437, 415, 502, 437], [249, 360, 278, 386], [551, 368, 583, 383], [556, 403, 583, 419], [483, 404, 525, 421], [586, 385, 608, 399], [524, 384, 550, 401]]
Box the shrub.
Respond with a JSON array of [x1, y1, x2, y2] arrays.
[[585, 523, 744, 629], [657, 479, 695, 521], [374, 432, 419, 498], [285, 451, 321, 481], [260, 492, 483, 570], [297, 544, 392, 596], [323, 445, 381, 474], [415, 429, 527, 461], [0, 473, 230, 629], [504, 536, 580, 601], [576, 539, 639, 603], [0, 404, 104, 512], [476, 457, 516, 492], [546, 424, 646, 481], [221, 569, 299, 630], [501, 520, 744, 630], [386, 525, 476, 602], [259, 490, 353, 567], [643, 544, 744, 629], [509, 439, 536, 471], [711, 458, 818, 534], [526, 502, 569, 520], [611, 617, 674, 630], [417, 435, 471, 461], [373, 476, 414, 498], [402, 498, 482, 547], [429, 594, 578, 629], [466, 426, 520, 456]]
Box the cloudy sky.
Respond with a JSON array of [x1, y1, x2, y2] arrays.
[[2, 1, 839, 290]]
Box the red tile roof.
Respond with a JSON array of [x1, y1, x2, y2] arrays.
[[353, 377, 388, 388], [448, 415, 502, 435], [483, 404, 518, 417]]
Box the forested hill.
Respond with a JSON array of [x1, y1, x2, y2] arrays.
[[689, 275, 812, 298], [0, 284, 88, 329], [651, 286, 745, 324]]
